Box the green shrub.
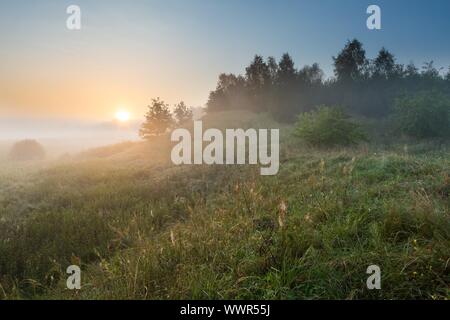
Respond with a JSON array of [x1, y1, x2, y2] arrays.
[[294, 106, 367, 147], [394, 91, 450, 139]]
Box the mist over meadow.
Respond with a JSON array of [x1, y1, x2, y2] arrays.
[[0, 117, 140, 158]]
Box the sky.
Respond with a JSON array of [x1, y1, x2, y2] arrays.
[[1, 0, 450, 121]]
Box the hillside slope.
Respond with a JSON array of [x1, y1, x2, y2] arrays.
[[0, 111, 448, 300]]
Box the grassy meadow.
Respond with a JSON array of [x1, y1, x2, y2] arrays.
[[0, 111, 449, 300]]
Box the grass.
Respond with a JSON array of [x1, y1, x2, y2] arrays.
[[0, 112, 449, 300]]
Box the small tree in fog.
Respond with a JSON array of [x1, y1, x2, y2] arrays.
[[9, 140, 46, 161], [140, 98, 174, 140], [173, 101, 193, 125]]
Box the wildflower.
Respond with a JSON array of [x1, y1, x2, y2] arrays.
[[413, 239, 418, 250], [278, 200, 287, 228]]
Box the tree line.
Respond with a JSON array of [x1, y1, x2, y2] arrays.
[[206, 39, 450, 122]]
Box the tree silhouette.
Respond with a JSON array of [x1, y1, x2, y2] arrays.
[[267, 56, 279, 85], [421, 61, 440, 79], [276, 53, 296, 86], [272, 53, 298, 121], [206, 73, 247, 111], [139, 98, 174, 140], [374, 48, 396, 79], [298, 63, 324, 85], [333, 39, 366, 82], [173, 101, 193, 125], [405, 62, 419, 78], [245, 55, 271, 110], [245, 55, 271, 90]]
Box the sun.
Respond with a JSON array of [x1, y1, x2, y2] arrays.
[[115, 110, 130, 122]]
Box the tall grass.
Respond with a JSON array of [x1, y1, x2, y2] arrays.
[[0, 113, 448, 299]]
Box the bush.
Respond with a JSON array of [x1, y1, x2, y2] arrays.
[[8, 139, 46, 161], [294, 106, 367, 147], [393, 91, 450, 139]]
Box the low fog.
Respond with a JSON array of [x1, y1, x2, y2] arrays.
[[0, 117, 141, 159]]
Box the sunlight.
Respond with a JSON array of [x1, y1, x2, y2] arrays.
[[115, 110, 130, 122]]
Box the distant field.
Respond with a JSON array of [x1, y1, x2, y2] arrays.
[[0, 112, 449, 300]]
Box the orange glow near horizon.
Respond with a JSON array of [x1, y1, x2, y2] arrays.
[[0, 39, 209, 121]]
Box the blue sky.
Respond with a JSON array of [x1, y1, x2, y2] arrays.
[[0, 0, 449, 119]]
